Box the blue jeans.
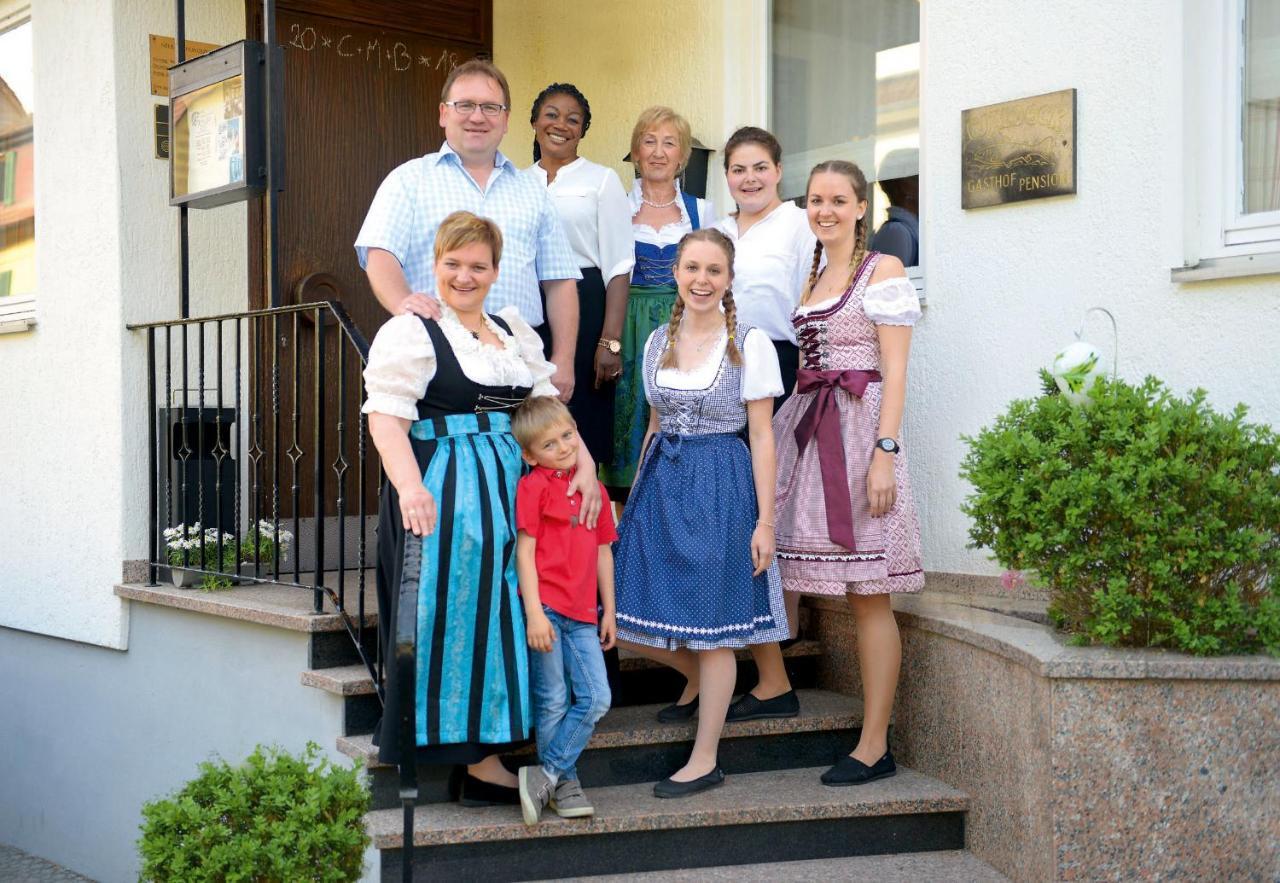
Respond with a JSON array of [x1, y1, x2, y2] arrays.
[[531, 606, 612, 780]]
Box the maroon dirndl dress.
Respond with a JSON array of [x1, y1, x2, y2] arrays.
[[772, 252, 925, 596]]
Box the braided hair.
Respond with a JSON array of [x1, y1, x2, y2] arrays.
[[799, 160, 870, 306], [530, 82, 592, 163], [661, 229, 742, 368]]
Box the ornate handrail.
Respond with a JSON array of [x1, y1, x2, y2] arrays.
[[129, 299, 382, 703]]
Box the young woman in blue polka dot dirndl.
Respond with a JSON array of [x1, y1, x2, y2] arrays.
[[613, 228, 789, 799]]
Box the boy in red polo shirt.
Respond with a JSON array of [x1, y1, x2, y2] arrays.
[[511, 397, 617, 826]]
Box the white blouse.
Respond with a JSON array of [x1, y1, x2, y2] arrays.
[[629, 179, 715, 247], [794, 276, 922, 326], [523, 157, 635, 281], [362, 305, 559, 421], [647, 326, 783, 402], [715, 201, 817, 345]]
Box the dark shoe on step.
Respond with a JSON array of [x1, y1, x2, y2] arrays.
[[656, 695, 699, 723], [726, 689, 800, 722], [459, 773, 521, 806], [653, 766, 725, 798], [820, 751, 896, 786]]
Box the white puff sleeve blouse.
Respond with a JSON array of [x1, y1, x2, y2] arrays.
[[861, 277, 922, 326], [362, 305, 559, 420], [649, 326, 784, 402]]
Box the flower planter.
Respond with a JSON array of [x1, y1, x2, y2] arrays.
[[168, 566, 199, 589]]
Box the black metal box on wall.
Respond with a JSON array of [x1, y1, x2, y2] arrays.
[[168, 40, 282, 209], [159, 406, 237, 534]]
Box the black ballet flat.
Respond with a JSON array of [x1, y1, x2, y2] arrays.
[[654, 766, 725, 798], [820, 751, 897, 787], [726, 689, 800, 722], [656, 695, 699, 723], [459, 772, 521, 806]]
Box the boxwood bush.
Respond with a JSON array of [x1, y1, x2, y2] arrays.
[[138, 743, 370, 882], [961, 372, 1280, 656]]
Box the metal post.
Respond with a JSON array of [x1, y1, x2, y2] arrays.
[[147, 328, 159, 585], [312, 308, 326, 612], [176, 0, 190, 318], [262, 0, 280, 307]]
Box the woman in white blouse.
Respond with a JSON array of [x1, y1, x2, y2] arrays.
[[714, 126, 817, 412], [362, 211, 600, 806], [524, 83, 634, 469], [600, 106, 714, 495]]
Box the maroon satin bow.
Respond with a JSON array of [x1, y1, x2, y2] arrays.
[[793, 368, 883, 550]]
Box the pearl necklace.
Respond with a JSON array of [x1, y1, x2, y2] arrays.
[[640, 188, 679, 209]]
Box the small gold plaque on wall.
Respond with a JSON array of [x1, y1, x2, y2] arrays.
[[962, 88, 1076, 209]]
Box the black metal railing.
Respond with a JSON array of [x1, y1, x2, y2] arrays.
[[129, 300, 382, 700]]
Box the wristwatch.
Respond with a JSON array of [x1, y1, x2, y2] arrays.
[[598, 337, 621, 355], [875, 437, 901, 454]]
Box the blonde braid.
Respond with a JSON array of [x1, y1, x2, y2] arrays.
[[659, 296, 686, 369], [849, 212, 869, 282], [800, 241, 824, 306], [723, 287, 742, 366]]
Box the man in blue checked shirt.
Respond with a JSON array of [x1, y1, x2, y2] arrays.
[[355, 59, 583, 402]]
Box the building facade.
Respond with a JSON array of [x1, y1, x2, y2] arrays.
[[0, 1, 1277, 879]]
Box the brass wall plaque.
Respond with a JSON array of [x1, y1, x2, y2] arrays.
[[962, 88, 1076, 209], [149, 34, 220, 97]]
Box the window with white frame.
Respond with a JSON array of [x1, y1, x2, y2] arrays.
[[0, 9, 35, 327], [1183, 0, 1280, 277], [770, 0, 920, 268]]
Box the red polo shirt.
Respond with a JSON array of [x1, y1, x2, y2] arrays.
[[515, 466, 617, 623]]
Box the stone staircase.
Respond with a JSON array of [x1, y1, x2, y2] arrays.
[[292, 605, 997, 881], [117, 579, 1002, 881]]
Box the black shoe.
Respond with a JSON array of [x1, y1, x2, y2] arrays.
[[653, 766, 725, 798], [726, 689, 800, 722], [656, 695, 699, 723], [459, 773, 521, 806], [820, 751, 897, 786]]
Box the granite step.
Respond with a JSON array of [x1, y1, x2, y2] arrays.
[[554, 849, 1010, 882], [339, 688, 862, 768], [369, 765, 967, 882], [337, 685, 860, 813], [341, 689, 866, 809], [303, 639, 824, 698]]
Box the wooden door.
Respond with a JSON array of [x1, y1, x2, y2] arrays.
[[247, 0, 491, 522]]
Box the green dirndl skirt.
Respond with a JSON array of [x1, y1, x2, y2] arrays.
[[601, 284, 677, 489]]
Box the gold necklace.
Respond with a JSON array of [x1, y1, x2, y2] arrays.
[[686, 323, 724, 353]]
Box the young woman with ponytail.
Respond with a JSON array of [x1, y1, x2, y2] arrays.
[[773, 160, 925, 787], [612, 228, 789, 798]]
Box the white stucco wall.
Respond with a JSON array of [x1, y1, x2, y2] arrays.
[[914, 0, 1280, 575], [0, 0, 246, 648]]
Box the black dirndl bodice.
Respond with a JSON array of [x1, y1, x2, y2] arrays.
[[374, 313, 534, 766]]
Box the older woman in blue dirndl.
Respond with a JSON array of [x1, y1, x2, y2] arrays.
[[364, 211, 600, 805]]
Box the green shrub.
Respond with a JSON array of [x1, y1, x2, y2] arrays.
[[960, 372, 1280, 656], [138, 743, 370, 882]]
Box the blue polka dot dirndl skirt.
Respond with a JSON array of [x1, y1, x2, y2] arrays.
[[614, 431, 789, 650]]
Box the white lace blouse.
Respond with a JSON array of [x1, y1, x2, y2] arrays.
[[794, 276, 922, 326], [362, 305, 559, 421], [648, 326, 784, 402]]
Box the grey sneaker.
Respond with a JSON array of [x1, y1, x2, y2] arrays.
[[549, 778, 595, 818], [518, 766, 555, 826]]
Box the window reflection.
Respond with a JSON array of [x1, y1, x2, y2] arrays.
[[0, 19, 35, 297], [1244, 0, 1280, 215], [771, 0, 919, 265]]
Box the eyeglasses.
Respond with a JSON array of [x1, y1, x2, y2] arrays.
[[444, 100, 508, 117]]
